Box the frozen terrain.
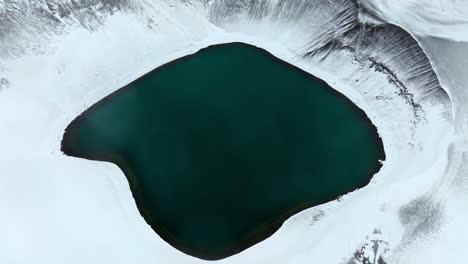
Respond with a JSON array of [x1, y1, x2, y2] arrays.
[[0, 0, 466, 263]]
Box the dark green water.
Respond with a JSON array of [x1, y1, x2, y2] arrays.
[[62, 43, 384, 260]]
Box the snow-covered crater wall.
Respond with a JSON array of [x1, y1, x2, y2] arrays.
[[0, 0, 462, 263]]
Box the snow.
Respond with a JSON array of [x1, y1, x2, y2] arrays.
[[0, 0, 465, 263], [360, 0, 468, 41]]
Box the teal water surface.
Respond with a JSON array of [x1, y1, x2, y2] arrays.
[[62, 43, 384, 260]]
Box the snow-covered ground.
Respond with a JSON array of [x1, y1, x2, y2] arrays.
[[0, 0, 466, 263]]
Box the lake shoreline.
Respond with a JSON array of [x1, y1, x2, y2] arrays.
[[61, 42, 385, 261]]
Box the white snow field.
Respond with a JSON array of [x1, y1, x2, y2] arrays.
[[0, 0, 466, 263]]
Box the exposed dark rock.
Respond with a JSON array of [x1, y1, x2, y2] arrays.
[[345, 230, 390, 264]]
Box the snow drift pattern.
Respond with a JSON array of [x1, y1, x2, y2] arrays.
[[0, 0, 462, 263]]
